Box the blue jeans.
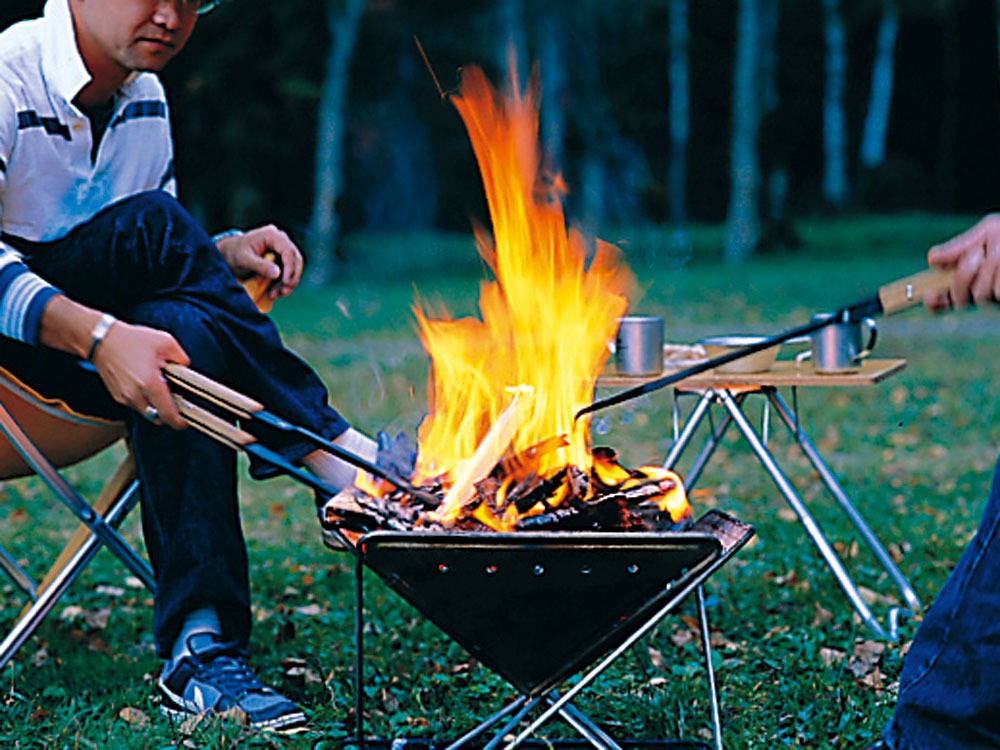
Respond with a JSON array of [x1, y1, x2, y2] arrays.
[[884, 453, 1000, 749], [1, 191, 350, 657]]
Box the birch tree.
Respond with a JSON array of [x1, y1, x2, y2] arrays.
[[305, 0, 366, 287], [667, 0, 690, 224], [821, 0, 850, 209], [724, 0, 762, 263], [538, 9, 567, 172], [859, 0, 899, 172]]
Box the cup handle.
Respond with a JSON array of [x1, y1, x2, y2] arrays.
[[855, 317, 878, 361], [795, 350, 812, 368]]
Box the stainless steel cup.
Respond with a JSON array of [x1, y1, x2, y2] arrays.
[[796, 313, 878, 373], [614, 316, 664, 376]]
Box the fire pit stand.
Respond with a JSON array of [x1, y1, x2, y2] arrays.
[[337, 509, 754, 750]]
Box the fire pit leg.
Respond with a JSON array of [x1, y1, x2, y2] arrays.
[[442, 696, 533, 750], [355, 553, 366, 749], [502, 578, 727, 750], [696, 586, 723, 750], [547, 693, 624, 750]]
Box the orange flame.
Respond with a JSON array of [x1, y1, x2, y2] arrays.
[[410, 65, 688, 525]]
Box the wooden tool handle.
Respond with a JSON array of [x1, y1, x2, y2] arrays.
[[878, 267, 955, 315], [172, 394, 256, 449], [164, 364, 263, 417]]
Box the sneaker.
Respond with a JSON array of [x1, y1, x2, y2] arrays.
[[158, 636, 307, 733]]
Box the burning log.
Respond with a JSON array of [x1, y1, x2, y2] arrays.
[[321, 446, 689, 538]]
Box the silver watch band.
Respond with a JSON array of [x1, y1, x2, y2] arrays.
[[86, 313, 117, 361]]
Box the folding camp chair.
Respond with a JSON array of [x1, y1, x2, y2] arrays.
[[0, 364, 154, 671], [0, 268, 277, 672]]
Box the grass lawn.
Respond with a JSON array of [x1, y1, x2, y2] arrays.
[[1, 212, 998, 748]]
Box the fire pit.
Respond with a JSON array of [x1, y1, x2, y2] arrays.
[[333, 509, 754, 750]]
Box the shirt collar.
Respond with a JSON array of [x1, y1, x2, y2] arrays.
[[40, 0, 143, 108]]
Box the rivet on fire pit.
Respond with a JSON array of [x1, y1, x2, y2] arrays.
[[485, 564, 498, 575], [627, 563, 640, 574], [437, 564, 449, 574], [533, 564, 545, 576]]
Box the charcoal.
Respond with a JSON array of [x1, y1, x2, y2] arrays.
[[513, 468, 568, 514]]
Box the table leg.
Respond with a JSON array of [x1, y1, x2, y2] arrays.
[[715, 390, 889, 639], [663, 391, 738, 490], [767, 390, 922, 612]]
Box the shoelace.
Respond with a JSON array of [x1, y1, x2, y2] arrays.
[[192, 642, 271, 699]]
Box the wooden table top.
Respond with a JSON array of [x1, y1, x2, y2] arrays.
[[597, 358, 907, 390]]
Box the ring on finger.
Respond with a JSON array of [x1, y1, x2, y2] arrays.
[[143, 405, 159, 422]]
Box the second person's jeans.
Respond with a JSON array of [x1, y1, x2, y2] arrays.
[[884, 453, 1000, 749]]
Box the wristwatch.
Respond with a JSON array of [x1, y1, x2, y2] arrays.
[[86, 313, 117, 361]]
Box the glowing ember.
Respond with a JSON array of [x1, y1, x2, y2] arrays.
[[362, 65, 690, 529]]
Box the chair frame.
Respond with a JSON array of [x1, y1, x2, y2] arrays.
[[0, 394, 154, 672]]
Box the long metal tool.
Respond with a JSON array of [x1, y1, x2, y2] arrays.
[[163, 365, 442, 506], [575, 266, 955, 420]]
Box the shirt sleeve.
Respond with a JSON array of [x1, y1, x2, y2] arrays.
[[0, 246, 60, 345], [0, 86, 60, 346]]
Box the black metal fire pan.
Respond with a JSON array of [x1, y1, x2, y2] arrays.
[[357, 510, 753, 696]]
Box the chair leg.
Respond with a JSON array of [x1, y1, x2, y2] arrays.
[[29, 454, 142, 605], [0, 456, 147, 672]]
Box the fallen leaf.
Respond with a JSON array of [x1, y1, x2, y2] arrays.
[[820, 647, 845, 667], [84, 608, 111, 629], [119, 706, 150, 727], [670, 628, 698, 647], [812, 603, 834, 626], [848, 639, 885, 678], [647, 646, 667, 670], [60, 605, 83, 622]]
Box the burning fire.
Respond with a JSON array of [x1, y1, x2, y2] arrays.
[[362, 65, 689, 530]]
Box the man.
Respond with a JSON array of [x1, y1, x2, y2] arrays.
[[0, 0, 377, 732], [867, 216, 1000, 749]]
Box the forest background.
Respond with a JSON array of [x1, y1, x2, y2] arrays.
[[4, 0, 999, 284]]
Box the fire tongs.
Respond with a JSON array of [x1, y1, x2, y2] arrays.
[[161, 364, 441, 517]]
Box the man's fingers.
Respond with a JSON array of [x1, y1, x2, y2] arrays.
[[949, 247, 985, 308]]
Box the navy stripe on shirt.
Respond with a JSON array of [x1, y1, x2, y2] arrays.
[[111, 100, 167, 128], [158, 158, 175, 189], [17, 110, 71, 140]]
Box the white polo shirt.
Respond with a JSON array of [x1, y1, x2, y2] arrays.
[[0, 0, 178, 344]]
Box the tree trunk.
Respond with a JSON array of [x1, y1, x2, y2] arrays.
[[937, 9, 959, 209], [305, 0, 366, 288], [859, 1, 899, 170], [496, 0, 528, 92], [667, 0, 690, 224], [724, 0, 762, 263], [757, 0, 792, 247], [821, 0, 849, 209], [538, 10, 567, 171]]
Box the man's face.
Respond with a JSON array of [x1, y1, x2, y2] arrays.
[[71, 0, 199, 78]]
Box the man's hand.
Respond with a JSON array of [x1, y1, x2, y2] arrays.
[[91, 321, 190, 429], [924, 214, 1000, 311], [216, 225, 303, 302]]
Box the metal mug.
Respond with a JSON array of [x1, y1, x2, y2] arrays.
[[614, 316, 664, 376], [796, 313, 878, 373]]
